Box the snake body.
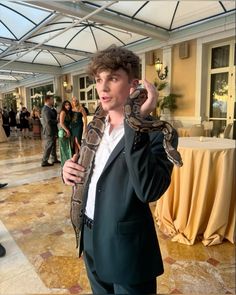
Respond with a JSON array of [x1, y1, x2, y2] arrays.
[[71, 105, 106, 250], [70, 88, 183, 250], [125, 88, 183, 167]]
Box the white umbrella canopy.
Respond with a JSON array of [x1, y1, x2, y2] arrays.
[[0, 2, 52, 39], [96, 1, 235, 30], [25, 15, 145, 65], [0, 1, 146, 67]]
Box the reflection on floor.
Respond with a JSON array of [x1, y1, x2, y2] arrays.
[[0, 137, 235, 294]]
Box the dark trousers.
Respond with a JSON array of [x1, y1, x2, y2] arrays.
[[3, 125, 10, 137], [83, 224, 157, 294], [42, 135, 58, 163]]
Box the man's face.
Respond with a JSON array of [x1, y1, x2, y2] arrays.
[[48, 97, 54, 107], [95, 69, 138, 113]]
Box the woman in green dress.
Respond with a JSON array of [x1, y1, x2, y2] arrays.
[[58, 100, 73, 167]]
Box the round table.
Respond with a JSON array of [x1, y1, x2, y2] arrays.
[[155, 137, 236, 246]]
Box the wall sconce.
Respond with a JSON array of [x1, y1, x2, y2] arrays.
[[63, 74, 68, 89], [63, 81, 68, 88], [154, 58, 168, 80]]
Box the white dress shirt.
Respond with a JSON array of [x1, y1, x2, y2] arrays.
[[85, 117, 124, 220]]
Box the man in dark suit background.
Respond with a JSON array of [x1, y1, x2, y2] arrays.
[[41, 96, 60, 167], [62, 46, 177, 294]]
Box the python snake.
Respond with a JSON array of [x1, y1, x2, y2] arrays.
[[70, 88, 183, 250]]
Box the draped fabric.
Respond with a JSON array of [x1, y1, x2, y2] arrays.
[[155, 137, 236, 246]]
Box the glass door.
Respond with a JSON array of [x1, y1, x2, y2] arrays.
[[208, 41, 235, 138], [78, 76, 98, 114]]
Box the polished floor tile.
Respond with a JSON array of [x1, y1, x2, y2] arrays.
[[0, 136, 235, 294]]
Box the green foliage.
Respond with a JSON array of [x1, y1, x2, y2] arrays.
[[153, 79, 168, 91], [154, 80, 181, 112], [158, 93, 181, 111], [3, 93, 17, 110]]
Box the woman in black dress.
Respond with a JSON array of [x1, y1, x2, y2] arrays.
[[9, 108, 17, 134], [71, 97, 87, 154], [20, 107, 30, 138]]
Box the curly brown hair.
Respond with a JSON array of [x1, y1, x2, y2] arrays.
[[87, 45, 140, 81]]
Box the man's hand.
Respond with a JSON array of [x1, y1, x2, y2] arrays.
[[63, 154, 86, 185], [139, 79, 158, 117]]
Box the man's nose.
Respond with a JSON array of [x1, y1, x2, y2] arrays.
[[100, 81, 109, 91]]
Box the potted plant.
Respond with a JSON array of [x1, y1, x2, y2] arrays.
[[158, 93, 180, 112], [154, 80, 181, 117]]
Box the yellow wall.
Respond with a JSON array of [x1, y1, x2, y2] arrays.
[[172, 39, 196, 116], [145, 40, 197, 117], [145, 49, 162, 85]]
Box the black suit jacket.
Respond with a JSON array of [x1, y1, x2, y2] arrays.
[[81, 120, 178, 284], [41, 105, 58, 137]]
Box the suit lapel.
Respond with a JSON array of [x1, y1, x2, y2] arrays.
[[102, 136, 125, 172]]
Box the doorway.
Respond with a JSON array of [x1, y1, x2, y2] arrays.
[[208, 40, 235, 138]]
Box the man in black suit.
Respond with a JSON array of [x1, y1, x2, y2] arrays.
[[41, 96, 60, 167], [63, 46, 177, 294]]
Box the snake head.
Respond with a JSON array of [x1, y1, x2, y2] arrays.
[[129, 88, 148, 104]]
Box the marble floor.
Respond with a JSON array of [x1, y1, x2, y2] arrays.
[[0, 135, 235, 294]]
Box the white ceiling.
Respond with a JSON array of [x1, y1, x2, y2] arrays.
[[0, 1, 235, 90]]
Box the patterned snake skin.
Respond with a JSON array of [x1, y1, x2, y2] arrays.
[[70, 88, 183, 250], [124, 88, 183, 167]]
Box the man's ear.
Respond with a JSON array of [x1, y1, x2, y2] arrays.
[[131, 79, 139, 89]]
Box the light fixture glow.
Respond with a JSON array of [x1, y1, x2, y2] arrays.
[[154, 58, 168, 80]]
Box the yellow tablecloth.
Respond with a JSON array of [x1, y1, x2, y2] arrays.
[[155, 137, 236, 246], [177, 127, 190, 137]]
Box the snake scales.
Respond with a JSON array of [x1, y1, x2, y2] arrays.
[[70, 88, 183, 249]]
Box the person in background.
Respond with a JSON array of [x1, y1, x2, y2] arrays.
[[62, 46, 178, 294], [82, 103, 89, 116], [31, 107, 42, 139], [9, 108, 17, 135], [71, 97, 87, 154], [58, 100, 73, 167], [16, 108, 22, 134], [20, 107, 30, 138], [0, 108, 8, 143], [41, 96, 60, 167], [2, 107, 10, 137]]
